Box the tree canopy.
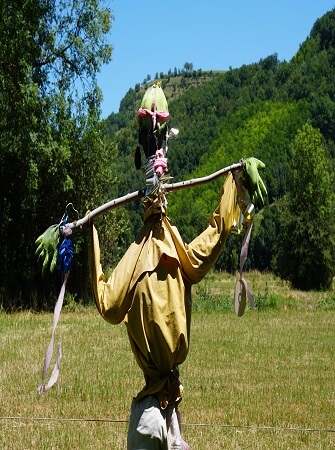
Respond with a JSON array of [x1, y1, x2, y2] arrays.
[[0, 0, 115, 308], [274, 124, 335, 290]]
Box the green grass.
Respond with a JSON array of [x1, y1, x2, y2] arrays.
[[194, 271, 335, 312], [1, 272, 335, 449]]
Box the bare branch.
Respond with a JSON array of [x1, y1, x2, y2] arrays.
[[66, 161, 243, 231]]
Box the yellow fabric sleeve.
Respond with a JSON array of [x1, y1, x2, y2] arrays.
[[166, 172, 240, 284], [88, 224, 135, 324]]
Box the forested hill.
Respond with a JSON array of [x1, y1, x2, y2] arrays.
[[104, 8, 335, 289], [106, 9, 335, 188]]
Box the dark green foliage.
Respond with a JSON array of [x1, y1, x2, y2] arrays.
[[286, 9, 335, 140], [310, 10, 335, 50], [168, 100, 309, 246], [0, 1, 114, 308], [249, 204, 281, 272], [274, 124, 335, 290]]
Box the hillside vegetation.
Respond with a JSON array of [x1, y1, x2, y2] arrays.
[[104, 9, 335, 291]]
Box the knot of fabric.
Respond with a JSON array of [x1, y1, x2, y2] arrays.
[[56, 212, 75, 274], [137, 104, 169, 131], [158, 372, 184, 410], [57, 238, 74, 274], [153, 149, 168, 176]]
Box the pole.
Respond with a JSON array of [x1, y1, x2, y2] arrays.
[[66, 161, 243, 231]]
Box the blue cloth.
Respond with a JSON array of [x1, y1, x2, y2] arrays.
[[57, 238, 74, 274]]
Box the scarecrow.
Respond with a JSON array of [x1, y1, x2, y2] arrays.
[[36, 83, 267, 450]]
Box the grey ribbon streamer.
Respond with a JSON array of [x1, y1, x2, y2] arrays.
[[234, 219, 255, 317], [38, 271, 69, 394]]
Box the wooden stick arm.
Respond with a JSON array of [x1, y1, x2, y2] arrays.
[[66, 189, 146, 231], [66, 161, 243, 231], [164, 162, 242, 192]]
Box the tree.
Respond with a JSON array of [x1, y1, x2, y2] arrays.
[[183, 62, 193, 73], [143, 74, 151, 84], [0, 0, 114, 308], [274, 123, 335, 290], [310, 8, 335, 50], [249, 203, 281, 271]]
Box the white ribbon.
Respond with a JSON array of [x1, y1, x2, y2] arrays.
[[234, 219, 255, 316], [38, 271, 69, 394]]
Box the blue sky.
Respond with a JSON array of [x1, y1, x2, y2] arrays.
[[98, 0, 334, 118]]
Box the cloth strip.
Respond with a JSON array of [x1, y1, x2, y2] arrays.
[[38, 271, 69, 394], [234, 219, 255, 316]]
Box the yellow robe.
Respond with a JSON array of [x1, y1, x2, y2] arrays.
[[88, 173, 240, 407]]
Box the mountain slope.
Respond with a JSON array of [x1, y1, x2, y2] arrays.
[[104, 8, 335, 270]]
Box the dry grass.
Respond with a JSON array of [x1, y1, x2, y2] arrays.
[[1, 273, 335, 449], [183, 309, 335, 448]]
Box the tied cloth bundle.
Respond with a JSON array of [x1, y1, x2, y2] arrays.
[[37, 207, 76, 394]]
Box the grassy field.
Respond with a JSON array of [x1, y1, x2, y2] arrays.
[[1, 272, 335, 449]]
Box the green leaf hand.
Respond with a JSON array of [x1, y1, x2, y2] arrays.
[[241, 157, 268, 208], [35, 224, 60, 275]]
